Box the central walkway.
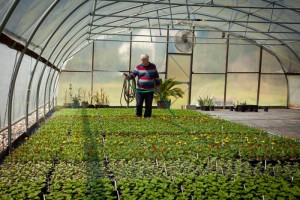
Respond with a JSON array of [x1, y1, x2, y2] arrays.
[[197, 108, 300, 139]]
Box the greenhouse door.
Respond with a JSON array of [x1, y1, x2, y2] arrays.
[[166, 54, 192, 108]]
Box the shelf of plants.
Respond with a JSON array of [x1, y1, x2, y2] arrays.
[[0, 108, 299, 199]]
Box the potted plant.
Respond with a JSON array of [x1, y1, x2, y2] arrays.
[[264, 106, 269, 112], [230, 102, 235, 111], [81, 100, 89, 108], [71, 96, 80, 108], [208, 98, 214, 111], [197, 96, 213, 111], [197, 97, 205, 110], [93, 88, 110, 108], [154, 78, 184, 109], [241, 101, 248, 112]]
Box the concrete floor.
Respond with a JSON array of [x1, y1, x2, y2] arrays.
[[197, 108, 300, 139]]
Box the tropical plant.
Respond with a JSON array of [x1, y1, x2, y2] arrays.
[[154, 78, 184, 102]]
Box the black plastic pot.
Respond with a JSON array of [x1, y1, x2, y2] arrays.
[[157, 100, 171, 109], [264, 106, 269, 112]]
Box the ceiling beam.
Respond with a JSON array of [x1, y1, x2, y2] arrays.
[[90, 24, 299, 34], [101, 0, 300, 10], [91, 13, 300, 24]]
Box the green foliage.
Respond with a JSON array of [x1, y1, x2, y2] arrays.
[[198, 96, 214, 106], [1, 108, 300, 199], [154, 78, 184, 101], [93, 87, 110, 105], [72, 96, 80, 108]]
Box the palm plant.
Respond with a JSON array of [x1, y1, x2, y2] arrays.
[[154, 78, 184, 102]]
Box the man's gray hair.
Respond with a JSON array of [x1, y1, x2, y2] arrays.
[[140, 54, 149, 60]]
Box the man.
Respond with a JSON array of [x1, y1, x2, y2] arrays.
[[125, 54, 160, 118]]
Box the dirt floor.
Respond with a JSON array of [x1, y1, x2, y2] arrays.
[[197, 108, 300, 139]]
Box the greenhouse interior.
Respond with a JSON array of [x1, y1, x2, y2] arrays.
[[0, 0, 300, 199]]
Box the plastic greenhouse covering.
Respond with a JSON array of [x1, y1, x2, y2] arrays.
[[0, 0, 299, 198]]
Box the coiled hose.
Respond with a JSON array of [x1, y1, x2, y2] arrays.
[[120, 77, 136, 107]]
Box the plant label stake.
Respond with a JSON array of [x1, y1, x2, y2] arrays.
[[164, 161, 168, 176], [114, 179, 120, 200], [180, 185, 184, 194], [102, 137, 105, 145]]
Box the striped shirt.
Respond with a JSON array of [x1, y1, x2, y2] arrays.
[[129, 63, 160, 90]]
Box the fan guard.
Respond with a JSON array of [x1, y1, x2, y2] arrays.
[[174, 30, 196, 52]]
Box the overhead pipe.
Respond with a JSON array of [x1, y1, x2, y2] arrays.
[[168, 0, 174, 28], [268, 2, 275, 32], [156, 10, 162, 36], [147, 18, 153, 42], [92, 13, 298, 24]]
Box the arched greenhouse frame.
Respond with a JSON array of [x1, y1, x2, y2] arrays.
[[0, 1, 300, 199]]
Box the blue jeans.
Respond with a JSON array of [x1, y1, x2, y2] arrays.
[[136, 91, 154, 118]]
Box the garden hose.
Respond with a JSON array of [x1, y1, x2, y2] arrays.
[[122, 76, 175, 117], [120, 76, 136, 107]]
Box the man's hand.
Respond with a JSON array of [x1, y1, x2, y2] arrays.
[[124, 73, 131, 80]]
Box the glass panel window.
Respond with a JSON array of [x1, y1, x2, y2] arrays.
[[131, 29, 167, 73], [259, 75, 287, 106], [191, 74, 225, 106], [0, 44, 16, 129], [228, 38, 260, 72], [64, 43, 92, 71], [287, 76, 300, 108], [12, 55, 32, 122], [57, 72, 92, 106], [94, 41, 130, 72], [261, 50, 284, 73], [226, 73, 259, 105], [193, 44, 226, 73], [93, 72, 125, 106]]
